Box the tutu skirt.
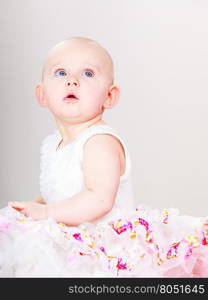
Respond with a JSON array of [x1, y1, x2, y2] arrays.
[[0, 205, 208, 277]]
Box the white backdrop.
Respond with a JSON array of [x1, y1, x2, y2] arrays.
[[1, 0, 208, 216]]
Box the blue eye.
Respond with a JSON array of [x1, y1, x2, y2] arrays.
[[82, 70, 94, 77], [55, 69, 67, 76]]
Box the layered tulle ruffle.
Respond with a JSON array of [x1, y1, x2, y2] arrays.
[[0, 205, 207, 277]]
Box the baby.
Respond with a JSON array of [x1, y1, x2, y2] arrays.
[[2, 37, 208, 278], [8, 37, 135, 226]]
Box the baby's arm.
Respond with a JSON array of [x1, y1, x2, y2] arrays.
[[46, 134, 121, 226]]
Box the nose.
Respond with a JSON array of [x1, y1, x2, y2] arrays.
[[67, 76, 79, 87]]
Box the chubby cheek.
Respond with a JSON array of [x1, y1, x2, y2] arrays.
[[44, 84, 62, 105], [85, 85, 108, 107]]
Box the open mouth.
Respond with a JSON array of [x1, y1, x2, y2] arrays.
[[63, 92, 79, 101]]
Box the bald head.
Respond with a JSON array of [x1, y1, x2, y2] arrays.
[[41, 37, 114, 84]]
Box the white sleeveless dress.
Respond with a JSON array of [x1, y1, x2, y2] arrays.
[[0, 124, 208, 277], [39, 124, 135, 223]]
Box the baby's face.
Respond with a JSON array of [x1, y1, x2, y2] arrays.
[[39, 40, 114, 123]]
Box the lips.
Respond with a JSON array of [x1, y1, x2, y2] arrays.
[[63, 92, 79, 101]]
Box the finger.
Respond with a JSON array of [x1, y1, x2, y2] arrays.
[[11, 206, 24, 212], [8, 201, 17, 207], [10, 202, 25, 209], [21, 209, 29, 217], [19, 208, 26, 216]]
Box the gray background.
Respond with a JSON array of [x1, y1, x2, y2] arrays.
[[1, 0, 208, 216]]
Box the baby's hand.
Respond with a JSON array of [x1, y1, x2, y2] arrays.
[[8, 201, 29, 211], [8, 201, 47, 221]]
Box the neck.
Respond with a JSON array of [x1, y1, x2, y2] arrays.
[[54, 114, 106, 144]]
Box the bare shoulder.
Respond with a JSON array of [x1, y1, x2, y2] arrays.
[[83, 134, 125, 177], [81, 134, 123, 206], [85, 133, 122, 151]]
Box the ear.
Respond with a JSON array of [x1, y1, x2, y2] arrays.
[[103, 85, 120, 110], [35, 83, 47, 107]]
